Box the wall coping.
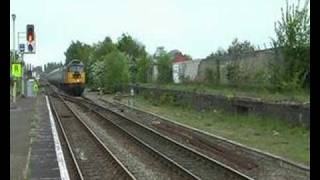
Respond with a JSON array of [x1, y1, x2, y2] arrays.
[[132, 85, 310, 109]]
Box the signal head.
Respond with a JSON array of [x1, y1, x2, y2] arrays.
[[26, 24, 35, 42]]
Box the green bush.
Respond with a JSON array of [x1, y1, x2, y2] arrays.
[[271, 0, 309, 91], [226, 62, 241, 86], [159, 93, 175, 105], [136, 56, 152, 83], [205, 68, 214, 83], [253, 69, 270, 87], [180, 75, 191, 84], [157, 53, 173, 84], [90, 60, 105, 89], [101, 51, 130, 93]]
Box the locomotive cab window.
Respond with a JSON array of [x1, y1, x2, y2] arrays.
[[69, 65, 84, 72]]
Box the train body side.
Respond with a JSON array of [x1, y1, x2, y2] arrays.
[[47, 68, 64, 86]]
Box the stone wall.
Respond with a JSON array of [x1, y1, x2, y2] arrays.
[[197, 49, 280, 84], [153, 49, 282, 85], [168, 49, 281, 85], [132, 85, 310, 128]]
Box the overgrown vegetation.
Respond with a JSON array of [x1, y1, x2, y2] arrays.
[[227, 38, 255, 59], [225, 39, 256, 87], [198, 0, 309, 98], [139, 83, 309, 103], [270, 0, 310, 91]]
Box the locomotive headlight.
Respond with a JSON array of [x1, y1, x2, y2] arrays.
[[77, 79, 80, 82]]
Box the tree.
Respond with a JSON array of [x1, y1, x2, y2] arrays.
[[117, 33, 147, 59], [271, 0, 310, 90], [90, 60, 105, 89], [91, 37, 117, 63], [64, 41, 93, 65], [86, 37, 117, 86], [136, 55, 152, 83], [207, 47, 227, 59], [227, 38, 255, 59], [215, 47, 227, 56], [101, 51, 130, 92], [157, 52, 172, 84], [117, 33, 148, 83], [154, 46, 166, 57]]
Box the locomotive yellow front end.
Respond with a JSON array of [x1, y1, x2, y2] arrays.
[[66, 68, 85, 84], [64, 60, 85, 96]]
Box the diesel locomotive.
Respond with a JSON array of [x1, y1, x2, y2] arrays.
[[46, 59, 85, 96]]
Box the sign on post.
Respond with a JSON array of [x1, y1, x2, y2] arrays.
[[11, 63, 22, 78], [19, 44, 25, 52]]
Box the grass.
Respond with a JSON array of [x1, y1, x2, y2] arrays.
[[138, 83, 310, 103], [122, 94, 310, 166]]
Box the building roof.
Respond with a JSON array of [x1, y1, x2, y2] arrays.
[[172, 53, 190, 63]]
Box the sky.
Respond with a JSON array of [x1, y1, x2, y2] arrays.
[[10, 0, 306, 68]]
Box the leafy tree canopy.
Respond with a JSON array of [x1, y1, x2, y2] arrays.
[[101, 51, 130, 92], [64, 40, 93, 65], [227, 38, 255, 58], [117, 33, 147, 61]]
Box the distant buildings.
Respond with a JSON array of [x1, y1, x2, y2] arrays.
[[169, 50, 190, 63], [169, 50, 192, 83]]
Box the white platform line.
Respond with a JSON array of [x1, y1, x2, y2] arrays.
[[45, 95, 70, 180]]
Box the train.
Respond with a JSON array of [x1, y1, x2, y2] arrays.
[[46, 59, 85, 96]]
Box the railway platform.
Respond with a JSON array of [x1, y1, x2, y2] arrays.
[[10, 94, 64, 180]]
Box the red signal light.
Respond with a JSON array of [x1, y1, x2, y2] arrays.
[[26, 25, 35, 42], [26, 24, 36, 53]]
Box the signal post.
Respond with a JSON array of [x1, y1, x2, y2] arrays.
[[11, 19, 36, 103]]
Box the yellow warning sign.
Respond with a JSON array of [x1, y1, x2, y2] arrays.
[[12, 63, 22, 78]]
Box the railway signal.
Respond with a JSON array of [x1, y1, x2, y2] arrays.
[[26, 24, 36, 53]]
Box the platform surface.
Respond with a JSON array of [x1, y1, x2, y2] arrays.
[[10, 95, 62, 180]]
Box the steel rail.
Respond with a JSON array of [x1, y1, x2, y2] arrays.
[[49, 90, 136, 180], [62, 94, 254, 180]]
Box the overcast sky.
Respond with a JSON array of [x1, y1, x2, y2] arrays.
[[10, 0, 305, 68]]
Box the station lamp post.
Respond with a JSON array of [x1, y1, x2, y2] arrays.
[[12, 14, 16, 61], [12, 14, 16, 104]]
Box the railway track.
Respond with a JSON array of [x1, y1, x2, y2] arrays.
[[90, 95, 310, 180], [67, 98, 201, 179], [59, 93, 253, 180], [47, 86, 201, 179], [47, 91, 136, 179], [44, 81, 309, 179]]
